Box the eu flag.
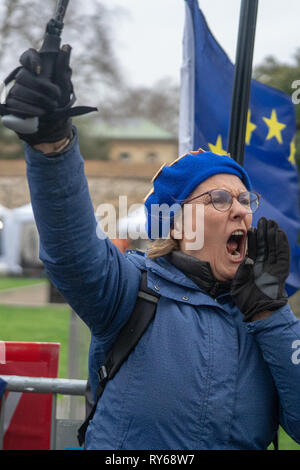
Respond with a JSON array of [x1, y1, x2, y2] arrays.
[[179, 0, 300, 296]]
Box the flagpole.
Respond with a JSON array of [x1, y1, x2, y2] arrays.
[[227, 0, 259, 165]]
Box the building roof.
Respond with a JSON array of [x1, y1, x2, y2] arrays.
[[89, 118, 176, 141]]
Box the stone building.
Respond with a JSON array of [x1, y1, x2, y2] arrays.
[[0, 158, 162, 211], [0, 117, 178, 210], [88, 118, 178, 164]]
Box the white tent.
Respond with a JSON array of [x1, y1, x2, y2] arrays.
[[0, 204, 11, 274], [4, 203, 42, 274], [117, 206, 148, 251], [118, 205, 147, 239], [1, 202, 148, 274]]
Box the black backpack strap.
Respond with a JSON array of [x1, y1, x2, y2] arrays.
[[273, 430, 278, 450], [99, 271, 159, 383], [77, 270, 160, 447]]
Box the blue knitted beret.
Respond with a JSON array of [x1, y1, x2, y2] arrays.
[[144, 149, 252, 239]]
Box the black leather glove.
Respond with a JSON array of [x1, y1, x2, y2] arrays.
[[230, 217, 290, 322], [0, 46, 97, 145]]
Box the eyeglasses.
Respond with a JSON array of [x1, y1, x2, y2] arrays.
[[185, 189, 260, 213]]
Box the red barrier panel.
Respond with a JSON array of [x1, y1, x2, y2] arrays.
[[0, 341, 60, 450]]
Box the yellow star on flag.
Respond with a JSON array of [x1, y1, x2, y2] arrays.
[[245, 110, 256, 145], [288, 138, 296, 165], [262, 109, 286, 144], [208, 135, 227, 155]]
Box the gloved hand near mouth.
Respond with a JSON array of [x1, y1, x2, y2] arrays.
[[230, 217, 290, 322]]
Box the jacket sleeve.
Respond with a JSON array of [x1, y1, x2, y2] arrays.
[[246, 304, 300, 444], [24, 128, 141, 339]]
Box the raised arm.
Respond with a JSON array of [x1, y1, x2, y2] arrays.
[[0, 46, 141, 339]]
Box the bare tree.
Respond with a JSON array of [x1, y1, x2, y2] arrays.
[[0, 1, 181, 155], [100, 78, 180, 135]]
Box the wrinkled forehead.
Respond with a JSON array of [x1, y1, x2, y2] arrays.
[[188, 173, 247, 199]]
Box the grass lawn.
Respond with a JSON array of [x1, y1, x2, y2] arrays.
[[278, 427, 300, 450], [0, 277, 47, 291], [0, 303, 89, 379]]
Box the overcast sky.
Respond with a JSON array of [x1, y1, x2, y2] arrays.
[[103, 0, 300, 88]]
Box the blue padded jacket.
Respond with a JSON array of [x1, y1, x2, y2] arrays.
[[24, 132, 300, 450]]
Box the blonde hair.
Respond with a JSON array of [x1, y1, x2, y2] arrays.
[[146, 208, 184, 259], [146, 236, 179, 259]]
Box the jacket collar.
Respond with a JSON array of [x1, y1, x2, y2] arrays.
[[126, 250, 233, 309], [165, 251, 232, 298]]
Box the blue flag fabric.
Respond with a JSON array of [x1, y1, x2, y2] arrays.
[[179, 0, 300, 296], [0, 377, 7, 397]]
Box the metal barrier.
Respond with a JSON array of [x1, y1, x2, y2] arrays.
[[0, 375, 87, 450]]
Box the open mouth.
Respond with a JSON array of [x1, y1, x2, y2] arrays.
[[226, 230, 246, 261]]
